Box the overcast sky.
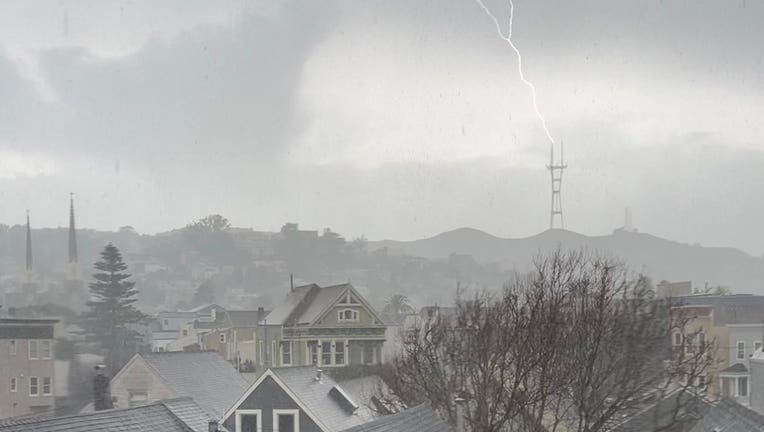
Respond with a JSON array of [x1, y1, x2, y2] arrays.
[[0, 0, 762, 255]]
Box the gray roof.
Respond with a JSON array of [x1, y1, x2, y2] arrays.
[[224, 309, 270, 328], [721, 362, 748, 373], [689, 398, 764, 432], [297, 284, 349, 325], [611, 389, 711, 432], [265, 283, 380, 327], [162, 398, 217, 432], [140, 351, 250, 418], [339, 376, 404, 415], [340, 404, 450, 432], [0, 399, 198, 432], [264, 284, 315, 325], [272, 366, 375, 431]]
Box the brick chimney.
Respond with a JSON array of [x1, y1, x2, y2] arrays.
[[93, 365, 113, 411]]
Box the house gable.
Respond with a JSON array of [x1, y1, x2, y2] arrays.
[[221, 370, 329, 432], [110, 355, 175, 409], [312, 286, 385, 327]]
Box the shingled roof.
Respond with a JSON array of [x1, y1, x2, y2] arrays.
[[131, 351, 249, 418], [272, 366, 375, 431], [0, 398, 202, 432], [340, 404, 450, 432], [689, 398, 764, 432]]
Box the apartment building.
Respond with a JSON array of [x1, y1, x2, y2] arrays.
[[0, 317, 58, 419]]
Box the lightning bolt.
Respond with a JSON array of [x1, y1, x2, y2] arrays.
[[474, 0, 556, 147]]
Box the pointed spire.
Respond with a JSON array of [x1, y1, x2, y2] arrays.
[[69, 193, 78, 264], [25, 210, 33, 272]]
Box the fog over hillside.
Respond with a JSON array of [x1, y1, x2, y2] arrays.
[[371, 227, 764, 293]]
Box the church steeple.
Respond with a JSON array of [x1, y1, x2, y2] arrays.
[[68, 193, 78, 265], [25, 210, 33, 272]]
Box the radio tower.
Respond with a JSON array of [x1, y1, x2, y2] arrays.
[[547, 141, 567, 230]]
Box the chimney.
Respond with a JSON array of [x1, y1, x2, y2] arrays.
[[290, 274, 294, 292], [315, 368, 323, 382], [455, 397, 466, 432], [93, 365, 113, 411], [257, 306, 264, 316], [208, 420, 220, 432]]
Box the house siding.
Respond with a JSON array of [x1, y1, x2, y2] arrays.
[[223, 376, 322, 432], [110, 357, 175, 409]]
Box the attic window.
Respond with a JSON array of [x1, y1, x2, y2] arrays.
[[338, 309, 359, 322], [329, 385, 359, 414]]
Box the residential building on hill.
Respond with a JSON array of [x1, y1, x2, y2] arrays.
[[259, 284, 387, 369], [0, 318, 58, 419], [146, 304, 225, 352], [200, 308, 271, 369]]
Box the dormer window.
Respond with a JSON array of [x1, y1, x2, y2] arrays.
[[338, 309, 359, 322]]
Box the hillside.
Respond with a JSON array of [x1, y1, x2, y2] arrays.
[[370, 228, 764, 294]]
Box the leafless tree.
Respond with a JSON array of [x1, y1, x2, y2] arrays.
[[387, 250, 713, 432]]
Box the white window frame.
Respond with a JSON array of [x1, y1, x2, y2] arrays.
[[338, 308, 359, 323], [307, 341, 319, 366], [258, 341, 264, 366], [273, 409, 300, 432], [335, 340, 346, 366], [321, 341, 332, 366], [10, 340, 16, 355], [280, 341, 292, 366], [10, 377, 17, 393], [29, 340, 39, 360], [29, 376, 39, 396], [271, 341, 277, 366], [40, 340, 52, 359], [673, 332, 681, 346], [220, 333, 227, 344], [42, 377, 52, 395], [128, 391, 148, 407], [235, 409, 262, 432], [737, 341, 746, 359]]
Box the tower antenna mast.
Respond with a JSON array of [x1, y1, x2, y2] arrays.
[[547, 140, 567, 230]]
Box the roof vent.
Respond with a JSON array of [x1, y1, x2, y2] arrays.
[[329, 385, 359, 414]]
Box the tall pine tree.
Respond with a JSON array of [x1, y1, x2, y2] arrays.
[[83, 243, 145, 372]]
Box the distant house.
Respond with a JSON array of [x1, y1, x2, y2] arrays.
[[147, 304, 225, 352], [0, 318, 59, 419], [259, 284, 387, 368], [221, 366, 375, 432], [0, 397, 213, 432], [200, 308, 271, 368], [719, 323, 764, 406], [109, 351, 249, 418]]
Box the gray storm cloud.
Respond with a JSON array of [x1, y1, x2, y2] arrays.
[[0, 0, 762, 255]]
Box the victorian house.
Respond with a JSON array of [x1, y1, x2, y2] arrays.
[[257, 284, 387, 369]]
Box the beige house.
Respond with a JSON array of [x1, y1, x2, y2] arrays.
[[0, 318, 58, 419], [672, 305, 729, 397], [258, 283, 387, 369], [109, 351, 249, 418]]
